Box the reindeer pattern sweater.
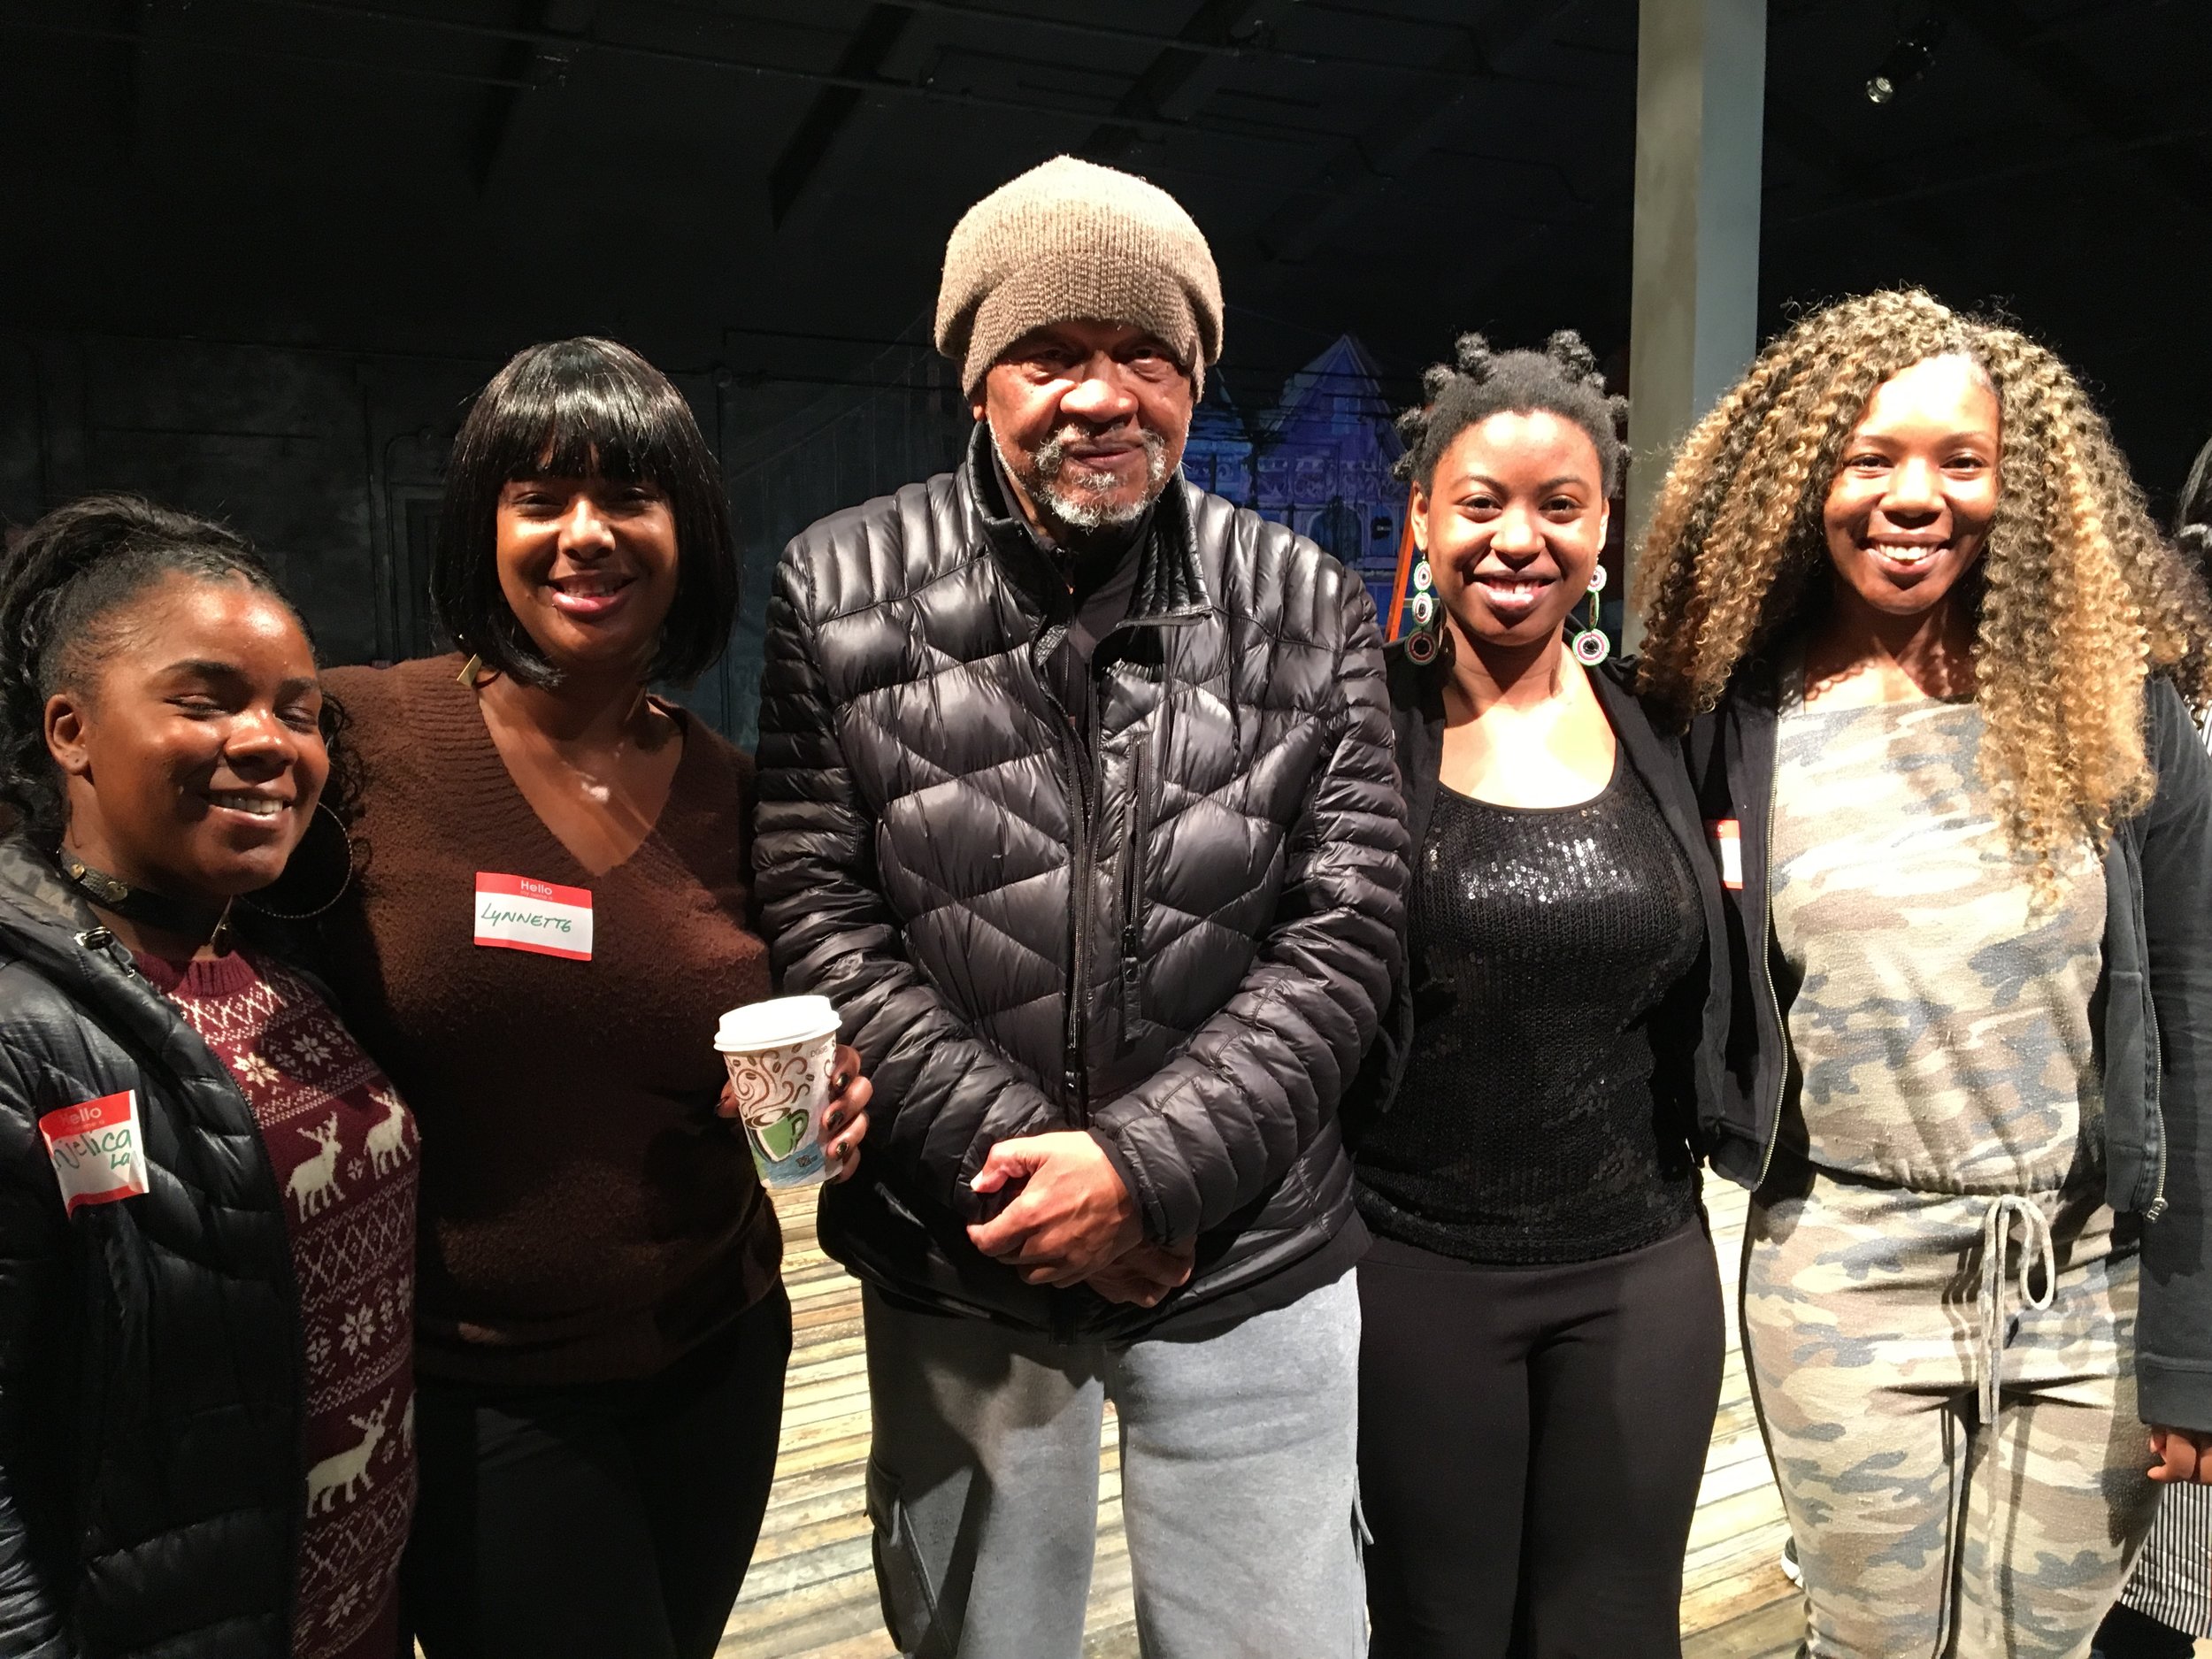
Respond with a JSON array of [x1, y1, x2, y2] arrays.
[[319, 656, 781, 1386], [139, 949, 417, 1659]]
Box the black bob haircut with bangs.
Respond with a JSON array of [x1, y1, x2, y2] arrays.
[[433, 336, 736, 687]]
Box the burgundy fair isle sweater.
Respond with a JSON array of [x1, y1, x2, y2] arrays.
[[140, 949, 417, 1659], [320, 655, 781, 1386]]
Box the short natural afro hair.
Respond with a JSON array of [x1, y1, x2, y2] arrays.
[[1393, 329, 1629, 495]]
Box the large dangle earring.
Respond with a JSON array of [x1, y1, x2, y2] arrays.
[[1571, 564, 1610, 666], [1405, 555, 1441, 664]]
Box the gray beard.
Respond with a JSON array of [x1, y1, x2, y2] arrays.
[[999, 428, 1170, 551]]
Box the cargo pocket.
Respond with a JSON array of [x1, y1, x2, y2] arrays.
[[867, 1455, 951, 1659]]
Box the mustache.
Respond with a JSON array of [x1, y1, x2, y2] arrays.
[[1032, 426, 1169, 490]]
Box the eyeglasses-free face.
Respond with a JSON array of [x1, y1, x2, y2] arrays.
[[492, 474, 682, 681], [1822, 352, 2002, 625], [976, 319, 1194, 545], [1414, 409, 1610, 656], [44, 572, 329, 904]]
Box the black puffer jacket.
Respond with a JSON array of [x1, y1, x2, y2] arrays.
[[0, 838, 303, 1658], [755, 427, 1408, 1339]]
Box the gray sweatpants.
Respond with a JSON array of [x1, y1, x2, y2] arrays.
[[861, 1270, 1366, 1659]]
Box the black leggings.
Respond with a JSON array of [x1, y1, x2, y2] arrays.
[[1356, 1219, 1725, 1659], [405, 1284, 792, 1659]]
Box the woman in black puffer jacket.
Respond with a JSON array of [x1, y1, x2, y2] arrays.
[[0, 495, 416, 1659]]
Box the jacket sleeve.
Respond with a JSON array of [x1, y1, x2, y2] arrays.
[[0, 1039, 73, 1657], [2136, 680, 2212, 1432], [1086, 579, 1409, 1244], [751, 548, 1059, 1222]]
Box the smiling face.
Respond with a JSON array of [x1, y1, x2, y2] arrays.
[[45, 573, 329, 901], [974, 319, 1194, 549], [1415, 410, 1609, 652], [494, 473, 680, 677], [1823, 353, 2001, 620]]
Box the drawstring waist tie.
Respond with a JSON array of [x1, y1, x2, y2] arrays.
[[1978, 1193, 2057, 1427]]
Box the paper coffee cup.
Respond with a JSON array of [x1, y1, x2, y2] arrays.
[[714, 995, 843, 1188]]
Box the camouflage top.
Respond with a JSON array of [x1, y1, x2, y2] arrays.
[[1770, 687, 2106, 1194]]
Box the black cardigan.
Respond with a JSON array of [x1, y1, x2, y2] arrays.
[[1340, 642, 1732, 1169], [0, 836, 304, 1659], [1686, 671, 2212, 1431]]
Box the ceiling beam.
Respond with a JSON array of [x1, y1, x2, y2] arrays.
[[768, 4, 919, 227], [1079, 0, 1294, 164], [1945, 0, 2212, 221], [1254, 0, 1584, 267], [121, 0, 195, 162], [479, 0, 598, 199]]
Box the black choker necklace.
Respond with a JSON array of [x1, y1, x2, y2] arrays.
[[58, 853, 233, 949]]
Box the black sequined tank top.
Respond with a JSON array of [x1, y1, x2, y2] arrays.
[[1354, 752, 1705, 1264]]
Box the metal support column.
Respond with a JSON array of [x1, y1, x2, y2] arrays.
[[1623, 0, 1767, 649]]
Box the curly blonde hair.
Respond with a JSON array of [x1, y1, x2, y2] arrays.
[[1634, 288, 2212, 879]]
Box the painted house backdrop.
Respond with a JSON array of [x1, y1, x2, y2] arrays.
[[1185, 334, 1409, 627]]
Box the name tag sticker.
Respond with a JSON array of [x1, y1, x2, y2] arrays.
[[474, 872, 594, 961], [38, 1090, 150, 1217], [1709, 819, 1744, 891]]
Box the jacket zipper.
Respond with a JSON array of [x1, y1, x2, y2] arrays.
[[1058, 716, 1094, 1129], [1753, 742, 1788, 1187], [2136, 822, 2170, 1220], [1119, 743, 1150, 1044]]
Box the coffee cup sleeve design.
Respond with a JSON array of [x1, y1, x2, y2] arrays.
[[724, 1038, 837, 1181]]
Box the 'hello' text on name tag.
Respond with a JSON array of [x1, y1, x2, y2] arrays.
[[39, 1090, 150, 1217], [474, 872, 594, 962]]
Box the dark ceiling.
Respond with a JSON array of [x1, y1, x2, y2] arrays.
[[4, 0, 2209, 504]]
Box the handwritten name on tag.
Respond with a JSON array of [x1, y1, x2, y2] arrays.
[[38, 1090, 150, 1217], [1709, 819, 1744, 891], [474, 872, 594, 961]]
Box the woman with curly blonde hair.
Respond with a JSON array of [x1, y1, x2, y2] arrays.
[[1635, 287, 2212, 1657]]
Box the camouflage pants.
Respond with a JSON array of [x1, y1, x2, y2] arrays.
[[1743, 1164, 2158, 1659]]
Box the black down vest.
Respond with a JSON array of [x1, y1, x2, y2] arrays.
[[0, 837, 303, 1659], [756, 430, 1408, 1339]]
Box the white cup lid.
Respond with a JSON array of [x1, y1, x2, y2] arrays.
[[715, 995, 841, 1051]]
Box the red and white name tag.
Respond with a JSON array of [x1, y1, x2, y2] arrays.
[[1709, 819, 1744, 890], [474, 872, 594, 962], [38, 1090, 150, 1217]]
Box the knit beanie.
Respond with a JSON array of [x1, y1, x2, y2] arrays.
[[935, 156, 1225, 398]]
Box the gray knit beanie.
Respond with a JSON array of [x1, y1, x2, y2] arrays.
[[935, 156, 1225, 398]]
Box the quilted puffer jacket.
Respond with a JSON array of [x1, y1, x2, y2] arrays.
[[0, 837, 303, 1658], [755, 426, 1408, 1339]]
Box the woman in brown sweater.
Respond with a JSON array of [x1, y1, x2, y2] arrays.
[[319, 339, 872, 1659]]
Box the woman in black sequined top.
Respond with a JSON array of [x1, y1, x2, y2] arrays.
[[1345, 333, 1730, 1659]]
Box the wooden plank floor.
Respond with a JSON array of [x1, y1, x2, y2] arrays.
[[721, 1181, 1806, 1659]]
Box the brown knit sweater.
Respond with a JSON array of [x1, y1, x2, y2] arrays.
[[319, 655, 780, 1385]]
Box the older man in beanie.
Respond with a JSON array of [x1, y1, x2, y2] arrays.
[[754, 156, 1405, 1659]]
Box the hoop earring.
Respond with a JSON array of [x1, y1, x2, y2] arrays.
[[240, 800, 358, 922]]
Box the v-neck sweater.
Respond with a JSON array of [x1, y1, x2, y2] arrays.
[[319, 654, 780, 1386]]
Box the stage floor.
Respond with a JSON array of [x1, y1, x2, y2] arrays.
[[722, 1180, 1803, 1659]]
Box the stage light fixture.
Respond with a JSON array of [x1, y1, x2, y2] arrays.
[[1865, 12, 1948, 105]]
